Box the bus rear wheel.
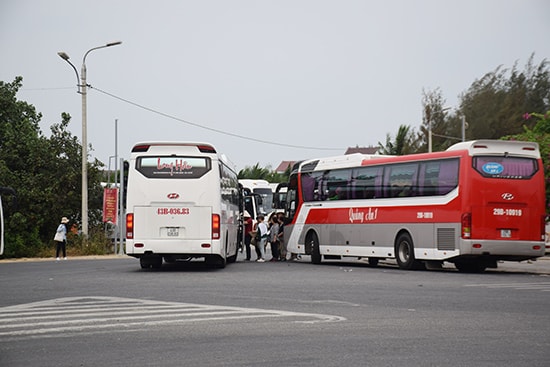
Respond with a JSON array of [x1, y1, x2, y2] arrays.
[[454, 260, 487, 273], [395, 233, 423, 270], [206, 255, 226, 269], [367, 257, 379, 267], [309, 233, 322, 264], [140, 255, 162, 269]]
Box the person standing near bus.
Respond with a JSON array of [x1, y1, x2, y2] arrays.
[[277, 212, 287, 261], [255, 215, 268, 262], [268, 213, 280, 261], [54, 217, 69, 260], [243, 211, 253, 261]]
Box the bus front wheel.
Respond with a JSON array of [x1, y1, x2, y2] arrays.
[[395, 233, 423, 270]]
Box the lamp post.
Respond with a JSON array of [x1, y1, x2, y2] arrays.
[[57, 41, 122, 237]]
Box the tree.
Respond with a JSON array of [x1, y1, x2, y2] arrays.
[[414, 57, 549, 154], [418, 88, 462, 152], [458, 55, 550, 141], [502, 111, 550, 218], [238, 163, 289, 183], [238, 163, 271, 180], [378, 124, 419, 155], [0, 77, 105, 257]]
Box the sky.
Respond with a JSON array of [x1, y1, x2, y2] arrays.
[[1, 0, 549, 172]]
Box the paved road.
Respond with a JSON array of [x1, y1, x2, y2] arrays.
[[5, 253, 550, 274], [1, 253, 549, 366]]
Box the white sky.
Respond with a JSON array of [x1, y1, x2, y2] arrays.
[[1, 0, 549, 171]]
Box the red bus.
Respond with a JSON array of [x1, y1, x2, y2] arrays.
[[284, 140, 546, 272]]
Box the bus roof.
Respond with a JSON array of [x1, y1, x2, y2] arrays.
[[131, 141, 217, 153], [297, 153, 391, 172], [446, 140, 540, 158], [130, 141, 236, 170], [295, 140, 541, 173]]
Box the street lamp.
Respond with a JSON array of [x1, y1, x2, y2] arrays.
[[58, 41, 122, 237]]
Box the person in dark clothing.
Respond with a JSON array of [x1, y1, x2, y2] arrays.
[[243, 211, 253, 261]]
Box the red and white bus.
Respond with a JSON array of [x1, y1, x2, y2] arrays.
[[125, 142, 240, 269], [284, 140, 546, 272]]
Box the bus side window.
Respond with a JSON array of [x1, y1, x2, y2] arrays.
[[301, 174, 316, 202]]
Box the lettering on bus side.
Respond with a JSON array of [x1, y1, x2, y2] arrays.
[[348, 208, 378, 223], [417, 212, 434, 219], [157, 208, 190, 215]]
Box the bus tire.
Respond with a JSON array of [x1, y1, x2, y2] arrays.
[[151, 255, 163, 269], [367, 257, 379, 267], [206, 255, 226, 269], [310, 233, 322, 264], [454, 260, 487, 273], [227, 247, 238, 263], [140, 257, 151, 269], [395, 232, 422, 270], [227, 238, 238, 263]]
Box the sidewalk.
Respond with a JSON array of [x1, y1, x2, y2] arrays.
[[0, 254, 125, 263]]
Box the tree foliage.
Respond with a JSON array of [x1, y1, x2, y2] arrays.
[[238, 163, 289, 183], [502, 111, 550, 218], [378, 124, 419, 155], [459, 55, 550, 141], [0, 77, 105, 257], [417, 56, 550, 154]]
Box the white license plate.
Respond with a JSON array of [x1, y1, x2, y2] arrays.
[[167, 227, 179, 237], [501, 229, 511, 238]]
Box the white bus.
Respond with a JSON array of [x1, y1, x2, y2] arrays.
[[239, 179, 273, 214], [125, 142, 240, 269]]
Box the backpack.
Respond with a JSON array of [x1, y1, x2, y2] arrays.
[[255, 228, 261, 242]]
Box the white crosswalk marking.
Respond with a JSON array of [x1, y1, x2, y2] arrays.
[[464, 282, 550, 292], [0, 297, 345, 340]]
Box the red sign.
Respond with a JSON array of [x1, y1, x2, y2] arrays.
[[103, 188, 119, 224]]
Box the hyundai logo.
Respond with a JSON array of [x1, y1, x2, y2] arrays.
[[501, 193, 514, 200], [167, 193, 180, 199]]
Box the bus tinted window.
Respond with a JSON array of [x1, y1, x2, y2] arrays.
[[302, 158, 460, 201], [385, 163, 418, 198], [136, 156, 211, 179], [473, 156, 538, 179], [353, 166, 383, 199], [418, 158, 459, 196], [324, 170, 351, 200]]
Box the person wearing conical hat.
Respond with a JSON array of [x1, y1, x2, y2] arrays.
[[54, 217, 69, 260]]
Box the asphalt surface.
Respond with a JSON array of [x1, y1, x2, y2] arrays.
[[2, 253, 550, 275]]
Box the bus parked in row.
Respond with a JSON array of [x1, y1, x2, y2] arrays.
[[238, 179, 273, 214], [283, 140, 546, 272], [125, 142, 240, 269]]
